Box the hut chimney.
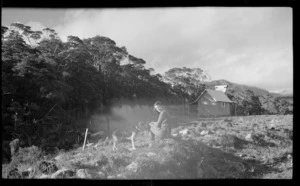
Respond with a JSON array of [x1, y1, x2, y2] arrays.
[[214, 85, 228, 93]]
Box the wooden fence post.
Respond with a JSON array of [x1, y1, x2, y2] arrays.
[[82, 128, 88, 151]]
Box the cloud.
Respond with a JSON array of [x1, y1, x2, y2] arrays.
[[51, 8, 292, 92], [206, 47, 293, 91]]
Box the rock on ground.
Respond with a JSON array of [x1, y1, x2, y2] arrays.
[[76, 169, 92, 179], [39, 174, 51, 179], [126, 162, 139, 173], [54, 155, 64, 161], [245, 134, 252, 141], [51, 168, 75, 179], [76, 169, 106, 179]]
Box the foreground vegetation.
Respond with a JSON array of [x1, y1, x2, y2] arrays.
[[2, 115, 292, 179]]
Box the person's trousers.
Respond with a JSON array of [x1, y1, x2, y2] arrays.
[[149, 123, 170, 142]]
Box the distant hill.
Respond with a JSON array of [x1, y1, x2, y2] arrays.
[[206, 80, 292, 115], [270, 89, 293, 96], [204, 79, 270, 96], [161, 68, 293, 115]]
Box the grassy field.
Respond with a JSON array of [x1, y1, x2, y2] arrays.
[[2, 114, 293, 179]]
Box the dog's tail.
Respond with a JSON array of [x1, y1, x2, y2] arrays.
[[125, 136, 132, 140], [94, 130, 114, 146], [103, 136, 109, 144]]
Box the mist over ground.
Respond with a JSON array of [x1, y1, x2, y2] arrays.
[[88, 98, 187, 133], [89, 99, 164, 132]]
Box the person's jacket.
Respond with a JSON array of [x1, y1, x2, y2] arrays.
[[156, 109, 171, 129]]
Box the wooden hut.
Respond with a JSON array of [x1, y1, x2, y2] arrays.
[[189, 88, 235, 117]]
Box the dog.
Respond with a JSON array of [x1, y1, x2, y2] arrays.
[[111, 121, 150, 151]]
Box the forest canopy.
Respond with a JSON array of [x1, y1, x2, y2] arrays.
[[1, 23, 190, 148]]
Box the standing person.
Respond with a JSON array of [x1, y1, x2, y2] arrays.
[[149, 101, 172, 147]]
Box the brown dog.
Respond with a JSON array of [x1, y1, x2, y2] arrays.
[[111, 121, 150, 151]]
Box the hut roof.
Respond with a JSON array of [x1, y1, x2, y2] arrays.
[[190, 89, 233, 104]]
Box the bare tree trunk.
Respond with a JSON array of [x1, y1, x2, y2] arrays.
[[53, 44, 59, 56], [14, 113, 17, 131], [84, 105, 89, 119], [24, 133, 32, 146], [235, 103, 237, 116], [26, 36, 32, 46], [106, 115, 110, 136], [188, 104, 190, 122]]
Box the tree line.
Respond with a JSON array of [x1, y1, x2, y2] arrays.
[[2, 23, 189, 149]]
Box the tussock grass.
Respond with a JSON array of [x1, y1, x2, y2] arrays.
[[2, 115, 292, 179]]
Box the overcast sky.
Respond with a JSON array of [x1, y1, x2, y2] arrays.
[[2, 8, 293, 93]]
